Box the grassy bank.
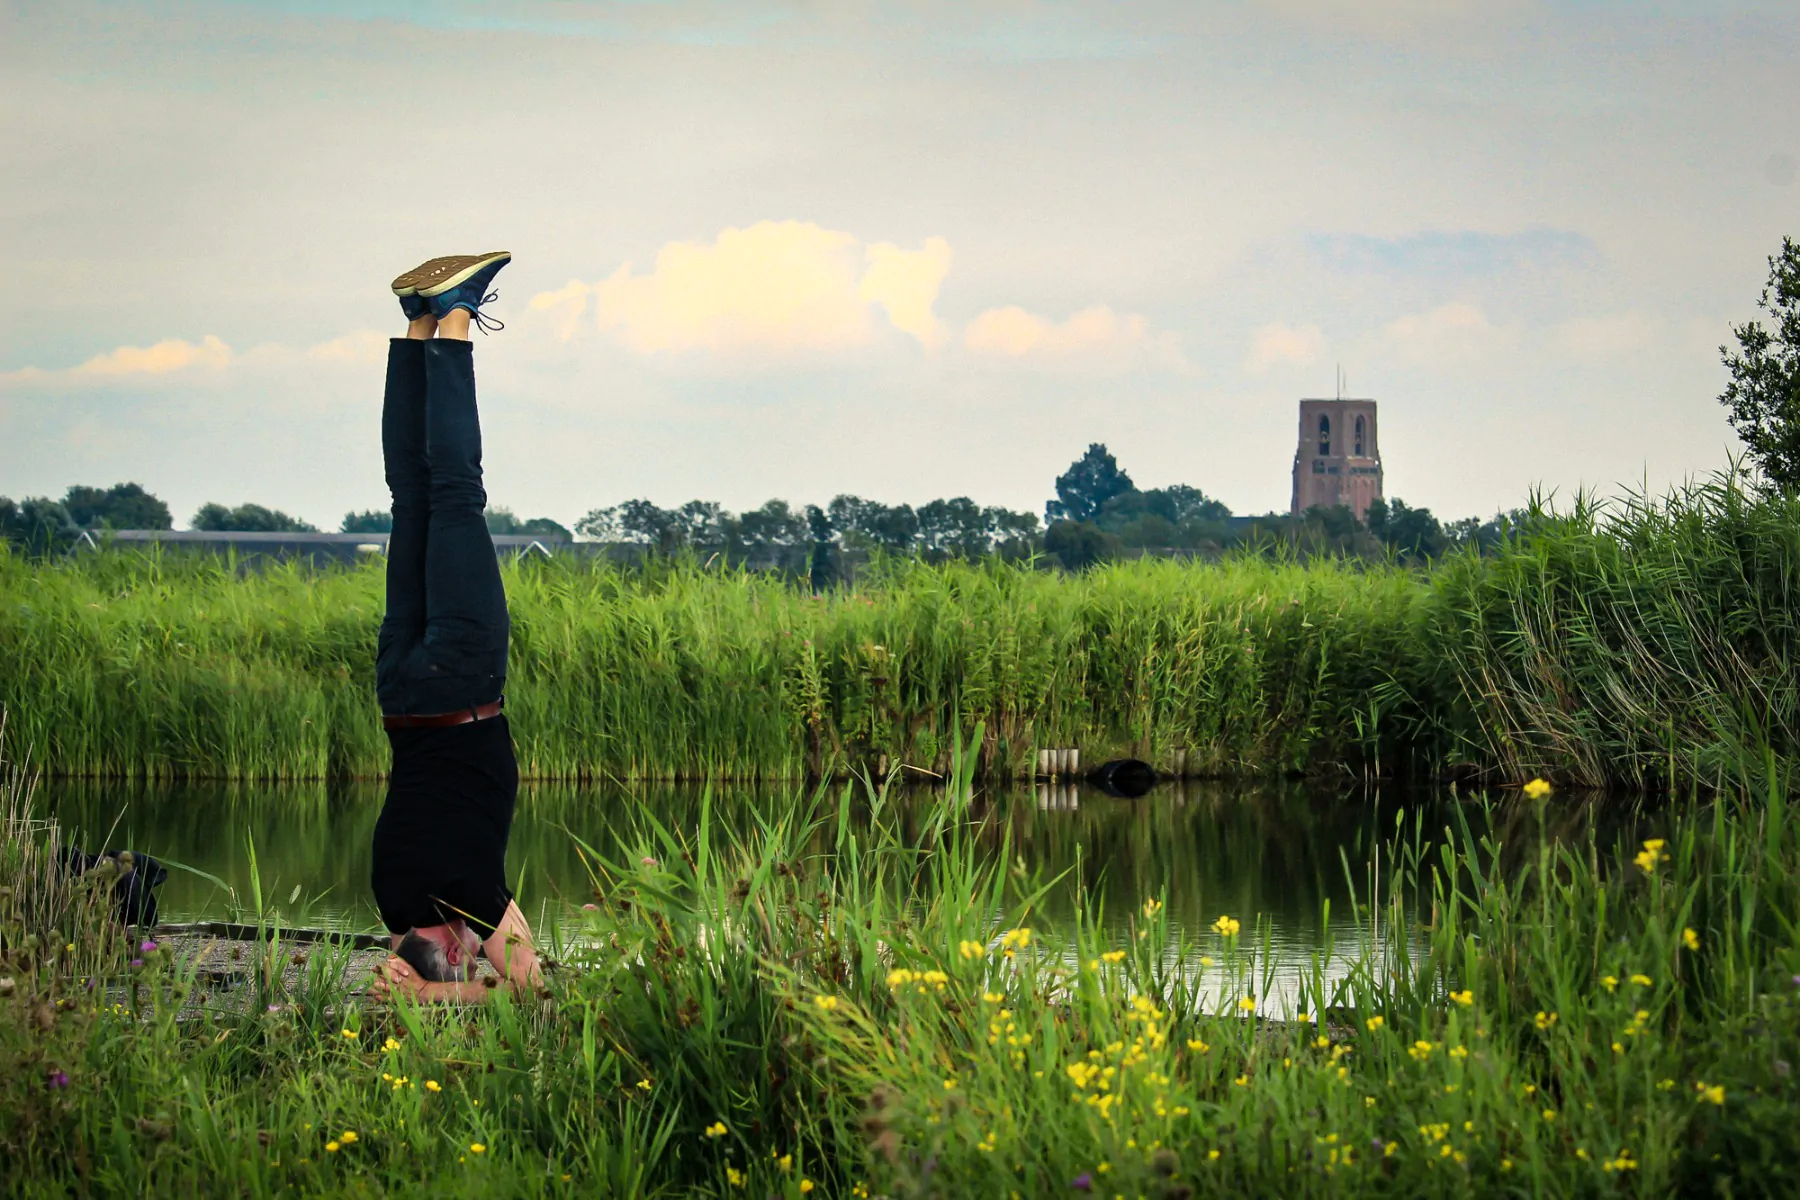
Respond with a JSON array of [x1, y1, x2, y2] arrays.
[[5, 473, 1800, 789], [5, 727, 1800, 1196]]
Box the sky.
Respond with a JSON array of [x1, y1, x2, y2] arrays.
[[3, 0, 1797, 531]]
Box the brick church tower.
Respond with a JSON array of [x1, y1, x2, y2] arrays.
[[1290, 398, 1383, 521]]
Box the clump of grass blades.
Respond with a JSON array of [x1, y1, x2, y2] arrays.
[[6, 724, 1800, 1196]]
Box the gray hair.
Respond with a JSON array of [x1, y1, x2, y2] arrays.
[[395, 930, 469, 982]]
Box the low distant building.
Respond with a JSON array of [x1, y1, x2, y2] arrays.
[[1290, 398, 1383, 522], [79, 530, 567, 566]]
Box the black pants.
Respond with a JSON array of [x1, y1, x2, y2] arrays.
[[371, 338, 518, 934], [376, 338, 509, 715]]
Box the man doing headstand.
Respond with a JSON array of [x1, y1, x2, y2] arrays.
[[366, 251, 542, 1004]]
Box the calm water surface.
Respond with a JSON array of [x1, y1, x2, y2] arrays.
[[39, 776, 1599, 1009]]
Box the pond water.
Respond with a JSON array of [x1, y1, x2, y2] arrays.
[[35, 775, 1602, 1010]]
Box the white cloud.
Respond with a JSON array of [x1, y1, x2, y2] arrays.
[[1, 330, 387, 386], [1245, 322, 1325, 373], [962, 305, 1184, 368], [859, 236, 953, 350], [1380, 302, 1513, 363], [536, 221, 952, 357]]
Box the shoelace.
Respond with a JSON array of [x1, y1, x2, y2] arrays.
[[471, 290, 505, 335]]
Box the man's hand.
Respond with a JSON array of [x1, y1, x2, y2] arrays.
[[369, 955, 429, 1002]]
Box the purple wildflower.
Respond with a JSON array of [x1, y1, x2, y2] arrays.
[[130, 958, 144, 968], [1071, 1173, 1093, 1191], [48, 1071, 70, 1089], [140, 940, 157, 954]]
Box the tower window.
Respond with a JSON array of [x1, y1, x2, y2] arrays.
[[1318, 414, 1331, 455], [1354, 414, 1365, 457]]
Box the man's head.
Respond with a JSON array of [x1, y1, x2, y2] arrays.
[[395, 920, 482, 982]]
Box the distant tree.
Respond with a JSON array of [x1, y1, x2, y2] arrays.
[[1720, 237, 1800, 492], [806, 504, 836, 592], [1046, 444, 1134, 524], [485, 507, 572, 540], [1366, 497, 1445, 562], [734, 500, 808, 557], [191, 502, 318, 533], [341, 509, 393, 534], [576, 499, 723, 552], [1043, 520, 1117, 570], [828, 495, 920, 555], [917, 497, 990, 558], [63, 482, 172, 531], [987, 507, 1041, 557], [0, 496, 80, 554]]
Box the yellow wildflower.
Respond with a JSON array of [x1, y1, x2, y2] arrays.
[[1682, 928, 1701, 951], [983, 991, 1005, 1003], [1233, 1074, 1249, 1087], [1001, 928, 1032, 949], [1208, 1149, 1221, 1161], [382, 1037, 401, 1052], [341, 1028, 357, 1039], [1522, 778, 1553, 800], [469, 1143, 486, 1155], [1630, 973, 1652, 986], [1212, 915, 1241, 937], [637, 1079, 652, 1091], [1237, 996, 1257, 1012], [1187, 1038, 1209, 1053], [1449, 989, 1474, 1006], [813, 995, 840, 1011], [1534, 1011, 1559, 1031], [800, 1181, 814, 1194], [340, 1131, 358, 1145], [1142, 898, 1163, 918], [777, 1154, 792, 1173], [725, 1167, 745, 1187], [1101, 950, 1126, 964], [705, 1122, 728, 1139], [1365, 1016, 1385, 1032], [1542, 1109, 1557, 1122], [1696, 1082, 1725, 1106], [325, 1142, 340, 1153], [425, 1080, 441, 1093], [1601, 975, 1618, 992], [959, 940, 986, 960]]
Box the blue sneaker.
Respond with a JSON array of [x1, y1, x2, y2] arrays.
[[415, 251, 512, 333], [391, 260, 447, 321]]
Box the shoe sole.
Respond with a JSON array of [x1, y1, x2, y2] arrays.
[[390, 252, 511, 297], [416, 252, 512, 298]]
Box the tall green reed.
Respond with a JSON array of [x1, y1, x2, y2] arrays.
[[8, 468, 1800, 792]]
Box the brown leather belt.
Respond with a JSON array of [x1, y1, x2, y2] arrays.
[[382, 699, 504, 730]]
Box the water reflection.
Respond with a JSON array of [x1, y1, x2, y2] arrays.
[[37, 775, 1607, 1011]]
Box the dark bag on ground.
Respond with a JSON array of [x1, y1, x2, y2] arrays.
[[56, 847, 168, 927]]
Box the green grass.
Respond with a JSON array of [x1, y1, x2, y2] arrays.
[[5, 470, 1800, 791], [6, 724, 1800, 1196]]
